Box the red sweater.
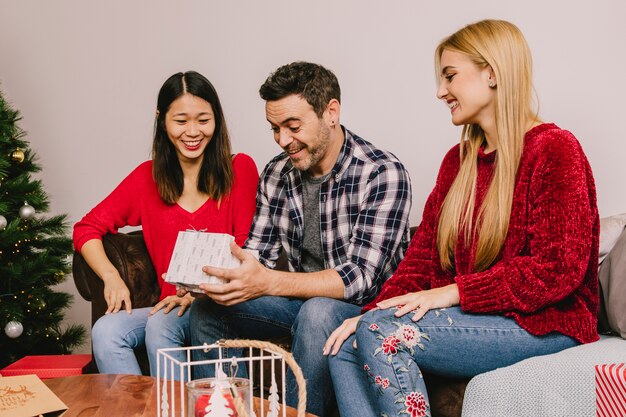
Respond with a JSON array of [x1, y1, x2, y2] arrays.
[[73, 153, 259, 300], [364, 124, 600, 344]]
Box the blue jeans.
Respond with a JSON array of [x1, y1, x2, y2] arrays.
[[91, 306, 190, 378], [328, 306, 578, 417], [189, 296, 361, 417]]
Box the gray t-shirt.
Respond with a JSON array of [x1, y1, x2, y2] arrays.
[[300, 172, 330, 272]]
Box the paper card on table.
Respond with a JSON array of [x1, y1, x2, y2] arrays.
[[165, 231, 258, 292], [0, 374, 67, 417]]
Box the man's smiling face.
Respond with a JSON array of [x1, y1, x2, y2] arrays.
[[266, 94, 332, 176]]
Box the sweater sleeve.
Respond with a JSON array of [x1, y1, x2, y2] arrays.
[[72, 162, 148, 252], [230, 154, 260, 247], [362, 147, 459, 312], [456, 132, 596, 314]]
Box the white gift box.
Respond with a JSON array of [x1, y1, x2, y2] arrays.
[[164, 231, 257, 292]]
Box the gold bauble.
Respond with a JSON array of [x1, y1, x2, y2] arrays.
[[10, 148, 25, 163]]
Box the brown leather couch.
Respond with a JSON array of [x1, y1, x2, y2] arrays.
[[72, 231, 468, 417]]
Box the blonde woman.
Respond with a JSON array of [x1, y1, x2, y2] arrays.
[[325, 20, 599, 417]]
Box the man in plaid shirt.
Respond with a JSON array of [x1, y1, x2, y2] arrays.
[[189, 62, 412, 416]]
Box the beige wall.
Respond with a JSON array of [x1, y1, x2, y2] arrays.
[[1, 0, 625, 352]]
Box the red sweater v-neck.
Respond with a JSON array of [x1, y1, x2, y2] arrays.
[[364, 124, 600, 344], [73, 154, 259, 300]]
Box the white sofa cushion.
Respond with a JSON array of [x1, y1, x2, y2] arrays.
[[462, 336, 626, 417]]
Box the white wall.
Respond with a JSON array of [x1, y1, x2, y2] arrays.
[[1, 0, 624, 352]]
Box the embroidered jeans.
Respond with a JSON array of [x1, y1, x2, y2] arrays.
[[328, 306, 578, 417]]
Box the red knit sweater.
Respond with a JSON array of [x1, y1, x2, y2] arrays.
[[73, 153, 259, 300], [364, 124, 600, 344]]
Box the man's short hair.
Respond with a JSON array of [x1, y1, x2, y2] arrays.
[[259, 62, 341, 118]]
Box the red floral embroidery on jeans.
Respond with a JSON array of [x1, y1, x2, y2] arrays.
[[405, 391, 428, 417], [401, 326, 417, 342], [382, 335, 400, 355], [369, 323, 379, 331]]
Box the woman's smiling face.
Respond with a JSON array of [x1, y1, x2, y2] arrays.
[[165, 93, 215, 164], [437, 49, 497, 128]]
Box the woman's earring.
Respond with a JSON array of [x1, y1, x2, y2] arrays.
[[488, 81, 495, 88]]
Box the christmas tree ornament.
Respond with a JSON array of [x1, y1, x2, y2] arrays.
[[19, 202, 36, 220], [10, 148, 25, 163], [4, 321, 24, 338], [0, 214, 7, 230]]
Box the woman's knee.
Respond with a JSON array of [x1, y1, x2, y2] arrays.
[[355, 309, 393, 343], [92, 314, 124, 349], [145, 309, 189, 349], [145, 309, 173, 334], [92, 309, 149, 352]]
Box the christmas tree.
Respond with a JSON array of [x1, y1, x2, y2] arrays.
[[267, 378, 280, 417], [0, 87, 85, 368], [203, 387, 235, 417]]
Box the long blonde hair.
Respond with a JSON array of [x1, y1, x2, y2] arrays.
[[435, 20, 539, 271]]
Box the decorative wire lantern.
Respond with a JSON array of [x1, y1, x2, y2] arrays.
[[157, 339, 307, 417]]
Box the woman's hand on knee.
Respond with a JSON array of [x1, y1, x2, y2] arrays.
[[323, 315, 363, 356], [150, 293, 194, 317], [102, 272, 132, 314], [376, 284, 460, 321]]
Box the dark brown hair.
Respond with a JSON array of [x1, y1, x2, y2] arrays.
[[152, 71, 233, 204], [259, 62, 340, 117]]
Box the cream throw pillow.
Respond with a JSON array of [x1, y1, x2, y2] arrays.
[[599, 213, 626, 263], [598, 213, 626, 338]]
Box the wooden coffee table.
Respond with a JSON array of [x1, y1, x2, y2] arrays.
[[44, 374, 314, 417]]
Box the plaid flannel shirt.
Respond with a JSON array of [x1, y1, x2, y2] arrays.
[[245, 127, 412, 305]]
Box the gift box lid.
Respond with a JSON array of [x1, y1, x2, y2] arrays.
[[0, 354, 92, 379]]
